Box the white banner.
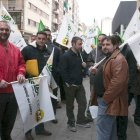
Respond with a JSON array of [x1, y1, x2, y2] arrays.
[[125, 32, 140, 66], [0, 3, 27, 50], [56, 14, 78, 48], [83, 23, 98, 54], [123, 9, 140, 40], [12, 76, 55, 133]]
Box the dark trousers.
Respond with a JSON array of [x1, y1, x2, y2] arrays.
[[117, 92, 136, 140], [64, 84, 87, 124], [134, 95, 140, 126], [25, 123, 45, 136], [0, 93, 18, 140], [51, 88, 58, 115], [59, 76, 66, 101], [116, 116, 128, 140]]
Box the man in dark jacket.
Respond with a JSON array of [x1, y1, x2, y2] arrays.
[[22, 31, 52, 140], [43, 28, 61, 123], [59, 36, 91, 132], [86, 34, 106, 119]]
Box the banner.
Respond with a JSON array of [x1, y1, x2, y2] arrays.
[[123, 9, 140, 40], [56, 14, 78, 48], [12, 76, 55, 133], [83, 20, 101, 54], [41, 47, 57, 90], [124, 32, 140, 66], [0, 3, 27, 50]]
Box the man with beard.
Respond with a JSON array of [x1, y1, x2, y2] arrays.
[[0, 21, 26, 140], [86, 34, 106, 119], [59, 36, 90, 132], [90, 35, 128, 140]]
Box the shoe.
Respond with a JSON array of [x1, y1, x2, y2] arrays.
[[67, 123, 77, 132], [85, 117, 93, 123], [51, 119, 58, 124], [36, 130, 52, 136], [76, 122, 91, 128], [25, 133, 34, 140]]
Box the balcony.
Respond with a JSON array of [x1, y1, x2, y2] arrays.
[[7, 0, 22, 10]]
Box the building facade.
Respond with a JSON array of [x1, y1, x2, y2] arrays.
[[2, 0, 80, 40], [2, 0, 52, 40]]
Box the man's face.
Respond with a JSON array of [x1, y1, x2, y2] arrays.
[[102, 39, 116, 56], [36, 34, 47, 47], [0, 22, 11, 42], [31, 35, 36, 42], [73, 39, 83, 52], [98, 35, 105, 46], [45, 31, 52, 41]]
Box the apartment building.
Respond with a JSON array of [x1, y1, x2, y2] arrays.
[[2, 0, 52, 40], [51, 0, 64, 32], [1, 0, 80, 39]]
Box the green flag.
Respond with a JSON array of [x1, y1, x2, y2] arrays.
[[38, 20, 45, 31], [64, 0, 68, 12]]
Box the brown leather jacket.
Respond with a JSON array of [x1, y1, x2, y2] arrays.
[[103, 49, 129, 116]]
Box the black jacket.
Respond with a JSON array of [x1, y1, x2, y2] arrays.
[[21, 41, 60, 85], [59, 49, 83, 85], [21, 42, 50, 76], [121, 44, 137, 91]]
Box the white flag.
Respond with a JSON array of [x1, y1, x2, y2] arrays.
[[56, 14, 78, 48], [123, 9, 140, 40], [124, 32, 140, 66], [12, 76, 55, 133], [83, 21, 99, 54]]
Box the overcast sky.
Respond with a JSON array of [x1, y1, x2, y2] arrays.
[[77, 0, 136, 26]]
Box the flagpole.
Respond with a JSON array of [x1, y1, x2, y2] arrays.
[[9, 75, 47, 84], [80, 53, 84, 62]]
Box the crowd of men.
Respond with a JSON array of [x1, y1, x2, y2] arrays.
[[0, 20, 140, 140]]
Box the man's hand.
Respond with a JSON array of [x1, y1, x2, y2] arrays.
[[89, 66, 97, 74], [82, 62, 87, 68], [17, 74, 26, 84], [0, 80, 8, 88]]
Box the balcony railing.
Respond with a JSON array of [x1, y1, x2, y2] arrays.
[[6, 1, 22, 10]]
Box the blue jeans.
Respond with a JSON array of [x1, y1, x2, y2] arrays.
[[96, 98, 117, 140]]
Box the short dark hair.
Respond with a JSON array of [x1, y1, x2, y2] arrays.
[[102, 35, 119, 47], [43, 28, 51, 32], [71, 36, 82, 44], [98, 33, 106, 38], [112, 34, 122, 45], [36, 31, 47, 37]]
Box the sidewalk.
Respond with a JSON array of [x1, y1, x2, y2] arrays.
[[11, 77, 140, 140]]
